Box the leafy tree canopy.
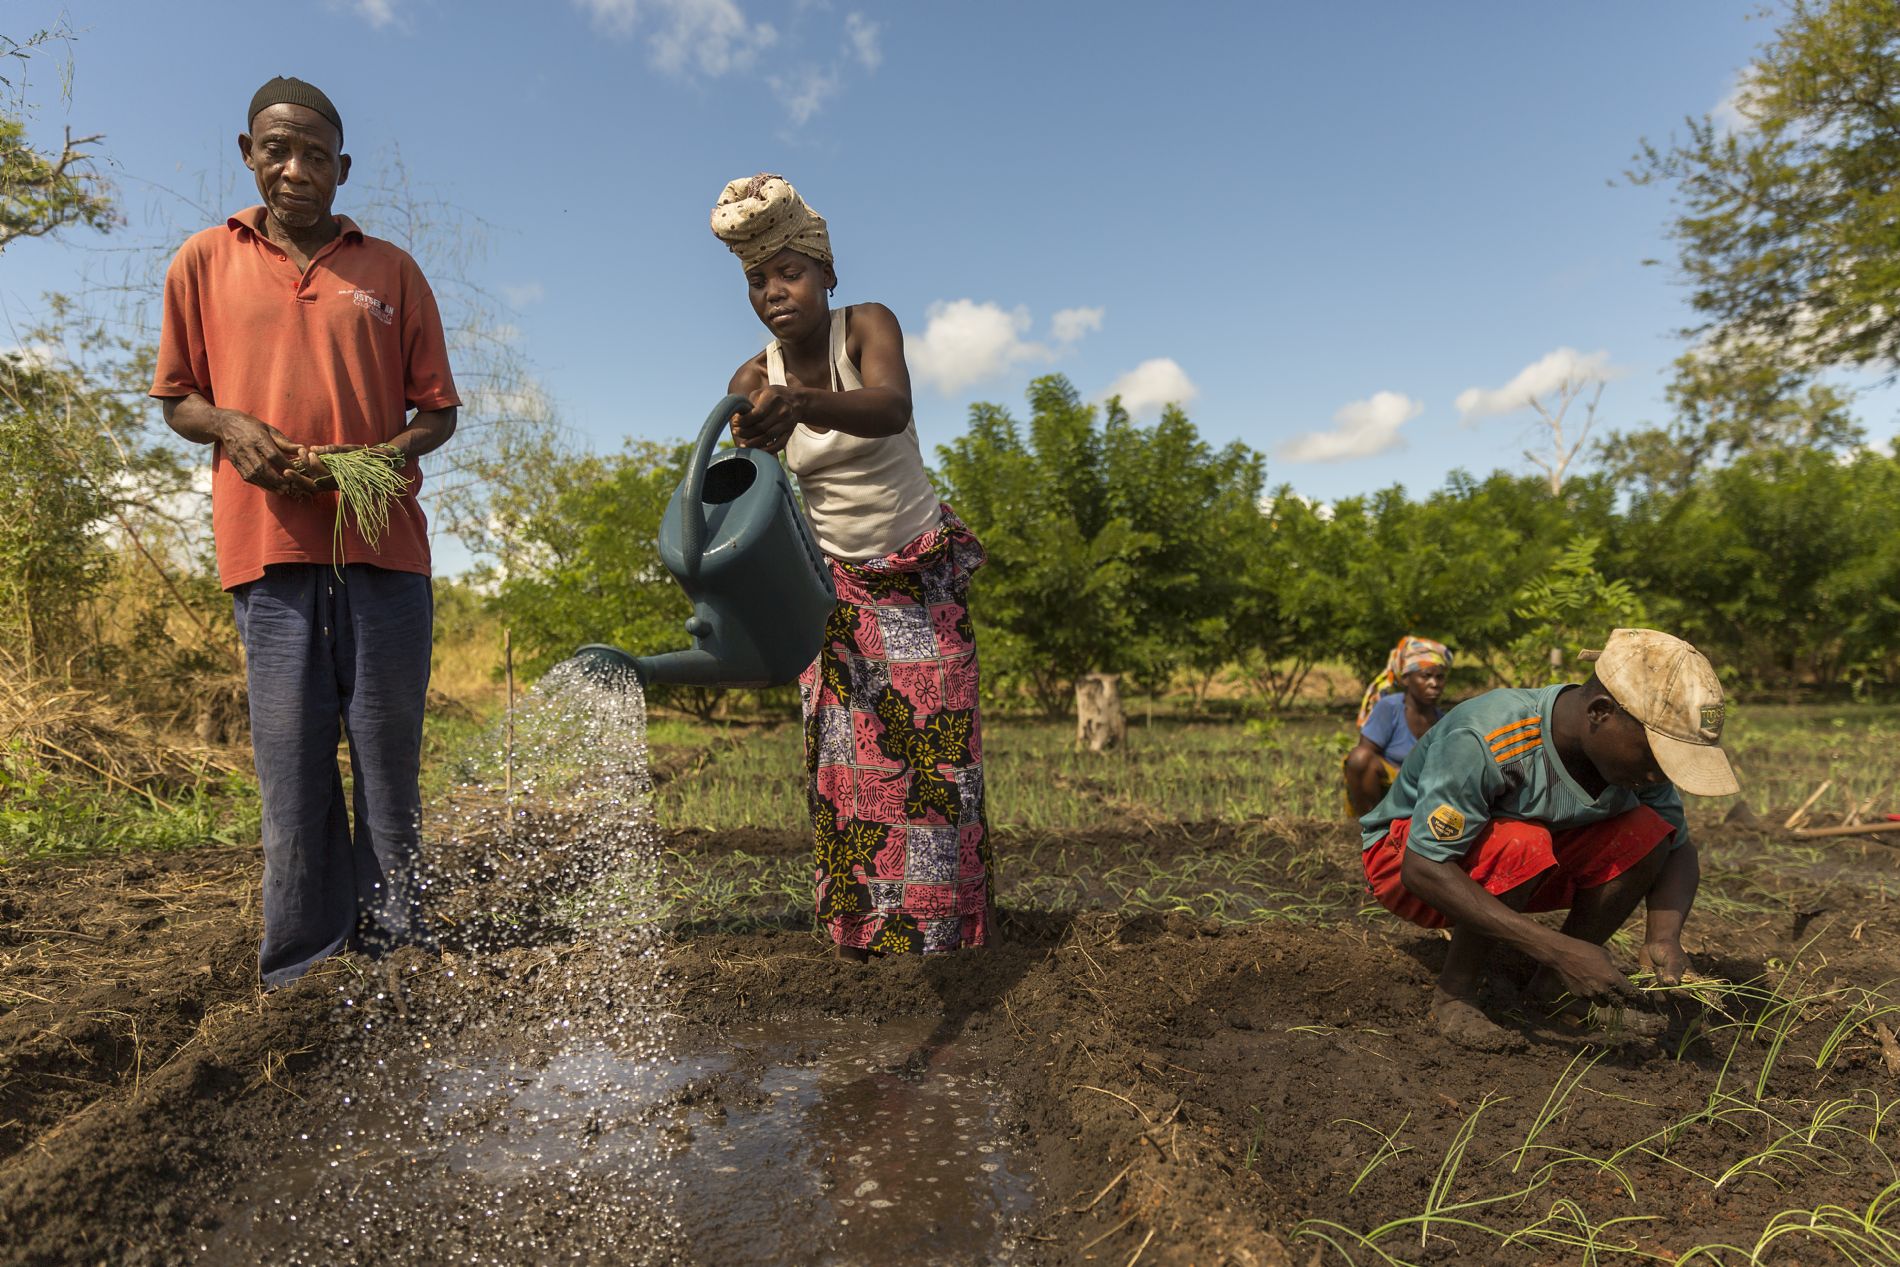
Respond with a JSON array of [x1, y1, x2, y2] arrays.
[[1633, 0, 1900, 376]]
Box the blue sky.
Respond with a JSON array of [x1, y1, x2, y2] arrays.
[[6, 0, 1893, 563]]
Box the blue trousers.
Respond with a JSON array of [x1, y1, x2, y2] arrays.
[[232, 563, 433, 987]]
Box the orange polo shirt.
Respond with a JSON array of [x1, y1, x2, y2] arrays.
[[151, 207, 460, 590]]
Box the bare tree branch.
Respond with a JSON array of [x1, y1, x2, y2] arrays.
[[1521, 377, 1606, 494]]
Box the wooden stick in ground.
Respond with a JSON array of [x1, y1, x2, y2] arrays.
[[1792, 820, 1900, 840], [504, 627, 516, 813], [1784, 779, 1833, 830]]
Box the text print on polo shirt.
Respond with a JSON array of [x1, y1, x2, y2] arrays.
[[338, 288, 396, 325]]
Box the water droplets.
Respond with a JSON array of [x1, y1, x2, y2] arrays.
[[198, 670, 682, 1264], [191, 670, 1037, 1264]]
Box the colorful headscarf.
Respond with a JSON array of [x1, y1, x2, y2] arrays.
[[1356, 635, 1452, 727], [710, 173, 834, 272]]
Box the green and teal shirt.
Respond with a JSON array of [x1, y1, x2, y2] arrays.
[[1359, 684, 1688, 863]]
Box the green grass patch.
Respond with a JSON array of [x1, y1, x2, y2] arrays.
[[0, 770, 260, 864], [648, 702, 1900, 837]]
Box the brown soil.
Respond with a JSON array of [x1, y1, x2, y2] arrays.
[[2, 821, 1897, 1266]]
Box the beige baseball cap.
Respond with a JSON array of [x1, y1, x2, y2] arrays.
[[1580, 628, 1740, 797]]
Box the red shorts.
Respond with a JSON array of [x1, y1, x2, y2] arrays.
[[1362, 807, 1675, 930]]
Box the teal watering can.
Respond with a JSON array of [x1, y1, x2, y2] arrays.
[[568, 394, 838, 689]]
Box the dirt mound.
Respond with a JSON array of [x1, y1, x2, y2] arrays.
[[0, 849, 263, 1161], [3, 822, 1897, 1265]]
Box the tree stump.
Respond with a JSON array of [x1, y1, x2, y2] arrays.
[[1075, 672, 1127, 753]]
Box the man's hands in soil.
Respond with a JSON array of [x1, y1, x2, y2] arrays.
[[1541, 935, 1644, 1006]]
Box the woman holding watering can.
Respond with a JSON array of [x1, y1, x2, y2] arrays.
[[712, 174, 991, 960]]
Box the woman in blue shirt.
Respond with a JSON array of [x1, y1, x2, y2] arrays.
[[1345, 636, 1450, 816]]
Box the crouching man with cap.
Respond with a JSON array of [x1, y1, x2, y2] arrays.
[[151, 78, 460, 988], [1359, 629, 1739, 1050]]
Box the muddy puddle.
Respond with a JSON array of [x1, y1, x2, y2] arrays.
[[195, 1013, 1035, 1266]]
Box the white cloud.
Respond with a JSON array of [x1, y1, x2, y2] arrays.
[[1455, 347, 1622, 421], [501, 282, 545, 307], [906, 301, 1104, 394], [328, 0, 397, 26], [97, 465, 213, 560], [1050, 306, 1104, 345], [575, 0, 778, 76], [771, 66, 842, 126], [1712, 66, 1761, 135], [0, 342, 57, 370], [463, 380, 555, 424], [1105, 358, 1199, 419], [328, 0, 397, 28], [576, 1, 878, 121], [908, 300, 1047, 394], [844, 12, 881, 70], [1279, 390, 1423, 463]]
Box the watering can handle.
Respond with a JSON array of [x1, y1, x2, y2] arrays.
[[679, 393, 752, 579]]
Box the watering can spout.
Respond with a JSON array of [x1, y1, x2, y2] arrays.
[[567, 644, 736, 689], [566, 393, 838, 694], [626, 647, 730, 688]]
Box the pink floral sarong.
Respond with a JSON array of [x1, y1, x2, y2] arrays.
[[799, 504, 991, 954]]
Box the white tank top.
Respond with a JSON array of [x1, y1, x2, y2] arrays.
[[766, 307, 942, 562]]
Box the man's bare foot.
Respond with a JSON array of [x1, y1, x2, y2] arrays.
[[1431, 988, 1525, 1051]]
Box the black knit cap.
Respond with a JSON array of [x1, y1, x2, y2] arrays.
[[247, 76, 343, 144]]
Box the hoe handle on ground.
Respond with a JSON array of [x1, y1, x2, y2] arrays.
[[1790, 820, 1900, 840]]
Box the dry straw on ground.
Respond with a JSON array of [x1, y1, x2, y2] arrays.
[[0, 650, 244, 805]]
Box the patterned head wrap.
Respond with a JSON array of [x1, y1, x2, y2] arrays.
[[1357, 635, 1453, 727], [710, 174, 833, 272], [1396, 636, 1450, 678]]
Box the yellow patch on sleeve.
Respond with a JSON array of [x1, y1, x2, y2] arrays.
[[1426, 804, 1466, 842]]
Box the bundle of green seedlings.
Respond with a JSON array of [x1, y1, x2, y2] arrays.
[[309, 445, 409, 562]]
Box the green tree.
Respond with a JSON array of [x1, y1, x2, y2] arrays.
[[1, 25, 114, 252], [1232, 490, 1362, 710], [1598, 345, 1863, 499], [1619, 446, 1900, 690], [1497, 536, 1648, 687], [938, 376, 1267, 716], [1632, 0, 1900, 375], [1315, 472, 1619, 684], [1099, 399, 1266, 706], [0, 346, 113, 663], [936, 378, 1156, 714], [0, 309, 196, 673], [485, 440, 716, 710]]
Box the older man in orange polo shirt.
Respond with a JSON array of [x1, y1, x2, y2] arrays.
[[152, 77, 459, 987]]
